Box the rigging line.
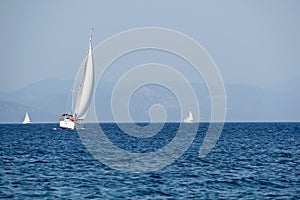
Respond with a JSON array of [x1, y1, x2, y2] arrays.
[[65, 87, 73, 114]]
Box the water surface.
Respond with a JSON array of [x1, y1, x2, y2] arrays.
[[0, 123, 299, 199]]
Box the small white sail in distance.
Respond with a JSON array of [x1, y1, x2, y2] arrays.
[[183, 111, 193, 123], [22, 112, 31, 124], [73, 29, 95, 121]]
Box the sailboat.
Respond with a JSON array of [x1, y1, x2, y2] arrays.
[[22, 112, 31, 124], [183, 111, 193, 123], [59, 29, 95, 130]]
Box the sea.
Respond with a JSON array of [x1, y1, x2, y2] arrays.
[[0, 123, 299, 199]]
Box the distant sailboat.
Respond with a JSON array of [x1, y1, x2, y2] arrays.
[[59, 29, 95, 130], [183, 111, 193, 123], [22, 112, 31, 124]]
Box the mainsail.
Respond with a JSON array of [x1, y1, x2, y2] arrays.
[[73, 30, 95, 120], [183, 111, 193, 123], [22, 112, 31, 124]]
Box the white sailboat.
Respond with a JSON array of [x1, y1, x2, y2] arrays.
[[22, 112, 31, 124], [59, 29, 95, 130], [183, 111, 193, 123]]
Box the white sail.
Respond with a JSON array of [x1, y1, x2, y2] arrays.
[[22, 112, 31, 124], [73, 30, 95, 120], [183, 111, 193, 123]]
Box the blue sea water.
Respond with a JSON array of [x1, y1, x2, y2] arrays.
[[0, 123, 299, 199]]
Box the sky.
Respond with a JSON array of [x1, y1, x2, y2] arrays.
[[0, 0, 300, 92]]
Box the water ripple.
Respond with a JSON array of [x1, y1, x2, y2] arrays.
[[0, 123, 299, 199]]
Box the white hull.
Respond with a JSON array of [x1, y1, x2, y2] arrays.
[[60, 119, 75, 130]]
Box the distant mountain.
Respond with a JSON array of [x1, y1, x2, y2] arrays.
[[95, 81, 210, 122], [0, 78, 299, 122], [226, 84, 300, 121], [0, 100, 57, 123], [267, 77, 300, 97], [0, 78, 73, 117]]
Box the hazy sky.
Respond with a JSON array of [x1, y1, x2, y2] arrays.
[[0, 0, 299, 92]]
